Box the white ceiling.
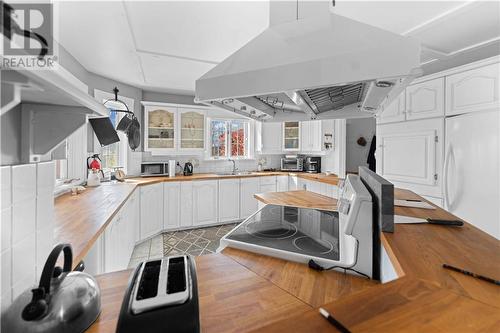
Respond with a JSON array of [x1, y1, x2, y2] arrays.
[[56, 1, 500, 94]]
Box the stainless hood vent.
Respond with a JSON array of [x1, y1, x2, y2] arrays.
[[195, 12, 422, 121], [303, 82, 367, 114]]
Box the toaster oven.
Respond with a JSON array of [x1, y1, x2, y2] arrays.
[[280, 156, 304, 171]]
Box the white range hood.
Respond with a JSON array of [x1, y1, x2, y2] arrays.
[[195, 11, 422, 121]]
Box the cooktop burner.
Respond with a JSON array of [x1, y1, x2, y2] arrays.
[[244, 220, 298, 239], [224, 205, 339, 261]]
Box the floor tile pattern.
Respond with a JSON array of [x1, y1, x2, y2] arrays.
[[128, 223, 238, 269]]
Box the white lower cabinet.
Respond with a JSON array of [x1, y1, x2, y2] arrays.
[[218, 179, 240, 222], [288, 176, 298, 190], [240, 178, 260, 219], [164, 182, 181, 229], [193, 180, 218, 226], [140, 183, 164, 239], [260, 176, 277, 193], [103, 191, 138, 273], [277, 175, 288, 192], [180, 182, 193, 228]]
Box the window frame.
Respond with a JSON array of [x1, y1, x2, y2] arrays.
[[207, 118, 253, 160]]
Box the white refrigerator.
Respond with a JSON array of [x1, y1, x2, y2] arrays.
[[444, 109, 499, 239]]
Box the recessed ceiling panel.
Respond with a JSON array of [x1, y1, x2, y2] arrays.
[[139, 52, 215, 92], [332, 1, 467, 34], [124, 1, 269, 63], [409, 2, 500, 54], [56, 1, 144, 86]]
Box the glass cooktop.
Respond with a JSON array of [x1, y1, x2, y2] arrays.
[[225, 205, 340, 261]]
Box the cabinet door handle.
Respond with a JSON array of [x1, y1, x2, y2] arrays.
[[443, 143, 452, 209]]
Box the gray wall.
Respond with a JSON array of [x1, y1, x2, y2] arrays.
[[346, 118, 376, 173], [1, 104, 22, 165]]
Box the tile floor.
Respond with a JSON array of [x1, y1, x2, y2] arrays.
[[128, 223, 238, 269]]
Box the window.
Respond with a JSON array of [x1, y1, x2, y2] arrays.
[[210, 119, 249, 159], [100, 110, 121, 169]]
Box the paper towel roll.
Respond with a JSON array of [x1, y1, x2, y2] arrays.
[[168, 160, 176, 177]]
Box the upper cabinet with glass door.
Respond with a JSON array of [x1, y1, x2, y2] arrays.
[[142, 103, 207, 155], [144, 105, 177, 153], [179, 109, 205, 150], [283, 121, 300, 151]]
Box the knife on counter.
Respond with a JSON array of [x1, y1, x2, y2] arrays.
[[394, 199, 436, 209], [395, 215, 463, 226]]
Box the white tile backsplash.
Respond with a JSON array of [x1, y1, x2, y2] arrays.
[[142, 153, 282, 174], [36, 194, 54, 231], [1, 162, 55, 308], [12, 274, 36, 300], [12, 199, 36, 244], [1, 166, 11, 209], [37, 161, 55, 196], [12, 233, 36, 288], [12, 164, 36, 204], [1, 248, 12, 296], [1, 207, 12, 252], [36, 226, 54, 278]]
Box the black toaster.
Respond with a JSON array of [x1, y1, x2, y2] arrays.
[[116, 255, 200, 333]]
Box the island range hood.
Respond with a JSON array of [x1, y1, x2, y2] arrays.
[[195, 12, 422, 121]]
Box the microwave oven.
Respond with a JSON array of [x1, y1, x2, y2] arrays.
[[281, 156, 304, 171], [141, 162, 168, 177]]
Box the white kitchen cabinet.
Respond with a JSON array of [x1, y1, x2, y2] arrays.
[[288, 175, 299, 190], [126, 189, 140, 243], [377, 118, 444, 197], [140, 183, 164, 239], [193, 180, 218, 226], [283, 121, 300, 151], [164, 182, 181, 229], [104, 211, 125, 272], [218, 179, 240, 222], [240, 178, 260, 219], [259, 122, 283, 154], [306, 179, 322, 194], [143, 103, 207, 155], [445, 62, 499, 116], [259, 176, 276, 193], [405, 77, 444, 120], [300, 120, 322, 152], [277, 175, 288, 192], [377, 93, 406, 124], [180, 182, 193, 228], [144, 104, 177, 154], [325, 184, 339, 199], [178, 108, 205, 150], [104, 192, 137, 273]]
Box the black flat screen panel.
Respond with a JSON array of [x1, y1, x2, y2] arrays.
[[89, 117, 120, 146]]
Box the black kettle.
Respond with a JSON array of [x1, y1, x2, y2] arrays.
[[183, 162, 193, 176]]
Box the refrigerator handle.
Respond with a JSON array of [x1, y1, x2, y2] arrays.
[[443, 143, 452, 210]]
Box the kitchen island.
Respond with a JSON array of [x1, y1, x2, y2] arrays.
[[84, 189, 500, 333]]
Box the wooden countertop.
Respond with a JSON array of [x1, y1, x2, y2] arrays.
[[54, 172, 338, 269], [125, 171, 340, 186], [87, 254, 312, 333], [58, 182, 499, 332], [254, 190, 337, 211], [54, 182, 137, 268]]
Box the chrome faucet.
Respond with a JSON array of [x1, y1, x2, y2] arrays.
[[229, 159, 237, 175]]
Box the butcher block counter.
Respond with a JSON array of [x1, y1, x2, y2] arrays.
[[82, 189, 500, 333], [54, 172, 339, 267]]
